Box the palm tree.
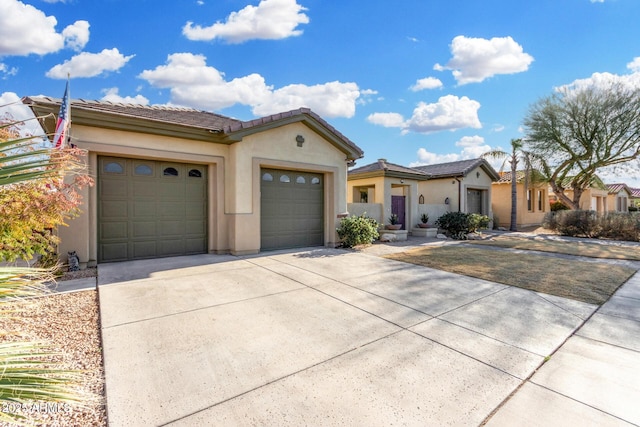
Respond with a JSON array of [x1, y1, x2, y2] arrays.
[[0, 120, 91, 425], [483, 138, 545, 231]]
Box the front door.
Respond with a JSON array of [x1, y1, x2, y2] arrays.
[[391, 195, 406, 230]]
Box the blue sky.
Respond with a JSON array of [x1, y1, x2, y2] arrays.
[[2, 0, 640, 185]]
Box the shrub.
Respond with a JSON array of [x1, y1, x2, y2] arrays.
[[435, 212, 490, 239], [556, 210, 600, 237], [468, 213, 491, 233], [550, 201, 570, 211], [336, 214, 380, 247], [598, 212, 640, 241]]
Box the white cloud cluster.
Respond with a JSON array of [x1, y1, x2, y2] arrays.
[[367, 95, 481, 134], [101, 88, 149, 105], [46, 48, 135, 79], [410, 77, 443, 91], [410, 135, 493, 167], [183, 0, 309, 43], [0, 62, 18, 78], [434, 35, 534, 85], [557, 70, 640, 93], [627, 57, 640, 73], [139, 53, 362, 118], [0, 0, 89, 56]]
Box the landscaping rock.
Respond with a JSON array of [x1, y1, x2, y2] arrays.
[[379, 233, 397, 242]]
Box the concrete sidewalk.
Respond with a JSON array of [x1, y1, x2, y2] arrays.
[[97, 247, 639, 426]]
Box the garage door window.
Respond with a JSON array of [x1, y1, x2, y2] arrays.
[[188, 169, 202, 178], [134, 164, 153, 176], [311, 177, 320, 185], [104, 161, 124, 174], [296, 176, 306, 184], [279, 174, 290, 183], [163, 167, 179, 176], [262, 172, 273, 181]]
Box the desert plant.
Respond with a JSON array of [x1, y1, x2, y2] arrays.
[[336, 214, 380, 248], [388, 214, 399, 225], [468, 213, 491, 233], [435, 212, 470, 239], [550, 201, 570, 211], [551, 210, 601, 238], [420, 213, 429, 224]]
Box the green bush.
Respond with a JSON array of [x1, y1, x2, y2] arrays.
[[336, 214, 380, 247], [550, 201, 570, 211], [435, 212, 490, 239]]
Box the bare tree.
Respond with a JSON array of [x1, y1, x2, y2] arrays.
[[524, 82, 640, 209]]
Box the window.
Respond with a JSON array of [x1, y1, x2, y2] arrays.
[[359, 190, 368, 203], [296, 176, 306, 184], [104, 162, 124, 174], [527, 189, 533, 212], [134, 164, 153, 176], [163, 167, 179, 176], [262, 172, 273, 182], [311, 177, 320, 185], [188, 169, 202, 178], [537, 190, 544, 211], [279, 174, 291, 183]]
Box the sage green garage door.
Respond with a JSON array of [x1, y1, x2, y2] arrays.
[[260, 168, 324, 251], [98, 157, 207, 262]]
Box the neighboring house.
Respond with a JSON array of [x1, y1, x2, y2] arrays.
[[26, 97, 363, 265], [347, 159, 429, 229], [412, 158, 500, 217], [630, 188, 640, 208], [347, 158, 499, 230], [606, 183, 632, 212], [491, 171, 549, 229], [549, 183, 609, 213]]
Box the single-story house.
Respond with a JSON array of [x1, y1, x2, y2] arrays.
[[549, 183, 609, 213], [412, 158, 500, 217], [630, 188, 640, 208], [347, 159, 429, 229], [491, 170, 549, 229], [347, 158, 499, 230], [606, 183, 632, 212], [25, 97, 363, 265]]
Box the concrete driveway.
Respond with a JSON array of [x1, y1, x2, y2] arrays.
[[98, 247, 638, 426]]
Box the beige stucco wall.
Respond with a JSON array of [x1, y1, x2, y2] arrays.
[[59, 120, 351, 263], [492, 182, 548, 228]]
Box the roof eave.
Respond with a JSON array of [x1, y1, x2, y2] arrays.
[[225, 111, 364, 161], [25, 97, 231, 144]]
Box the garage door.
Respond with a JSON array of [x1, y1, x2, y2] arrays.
[[260, 168, 324, 251], [98, 156, 207, 262]]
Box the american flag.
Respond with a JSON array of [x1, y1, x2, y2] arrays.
[[53, 79, 70, 149]]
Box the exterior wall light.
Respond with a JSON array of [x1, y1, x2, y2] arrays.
[[296, 135, 305, 147]]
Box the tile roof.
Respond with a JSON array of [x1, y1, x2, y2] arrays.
[[630, 188, 640, 198], [412, 158, 500, 180], [606, 183, 632, 195], [495, 170, 546, 184], [23, 96, 239, 131], [22, 97, 363, 159], [349, 158, 429, 177]]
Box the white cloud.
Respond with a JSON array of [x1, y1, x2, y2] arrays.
[[590, 0, 604, 3], [410, 143, 493, 168], [46, 48, 135, 79], [627, 57, 640, 73], [0, 0, 89, 56], [62, 20, 90, 51], [0, 91, 45, 135], [183, 0, 309, 43], [410, 77, 443, 91], [435, 35, 534, 85], [455, 135, 485, 147], [139, 53, 363, 118], [368, 95, 482, 134], [405, 95, 481, 133], [367, 112, 406, 128], [101, 88, 149, 105], [0, 62, 18, 78], [557, 70, 640, 92]]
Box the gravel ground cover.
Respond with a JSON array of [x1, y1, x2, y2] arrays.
[[0, 290, 106, 426]]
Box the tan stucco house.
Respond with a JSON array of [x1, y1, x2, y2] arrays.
[[550, 185, 609, 213], [606, 183, 632, 212], [26, 97, 363, 265], [491, 171, 549, 228], [347, 158, 499, 230]]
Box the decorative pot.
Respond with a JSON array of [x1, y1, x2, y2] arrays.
[[386, 224, 402, 230], [417, 223, 430, 228]]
